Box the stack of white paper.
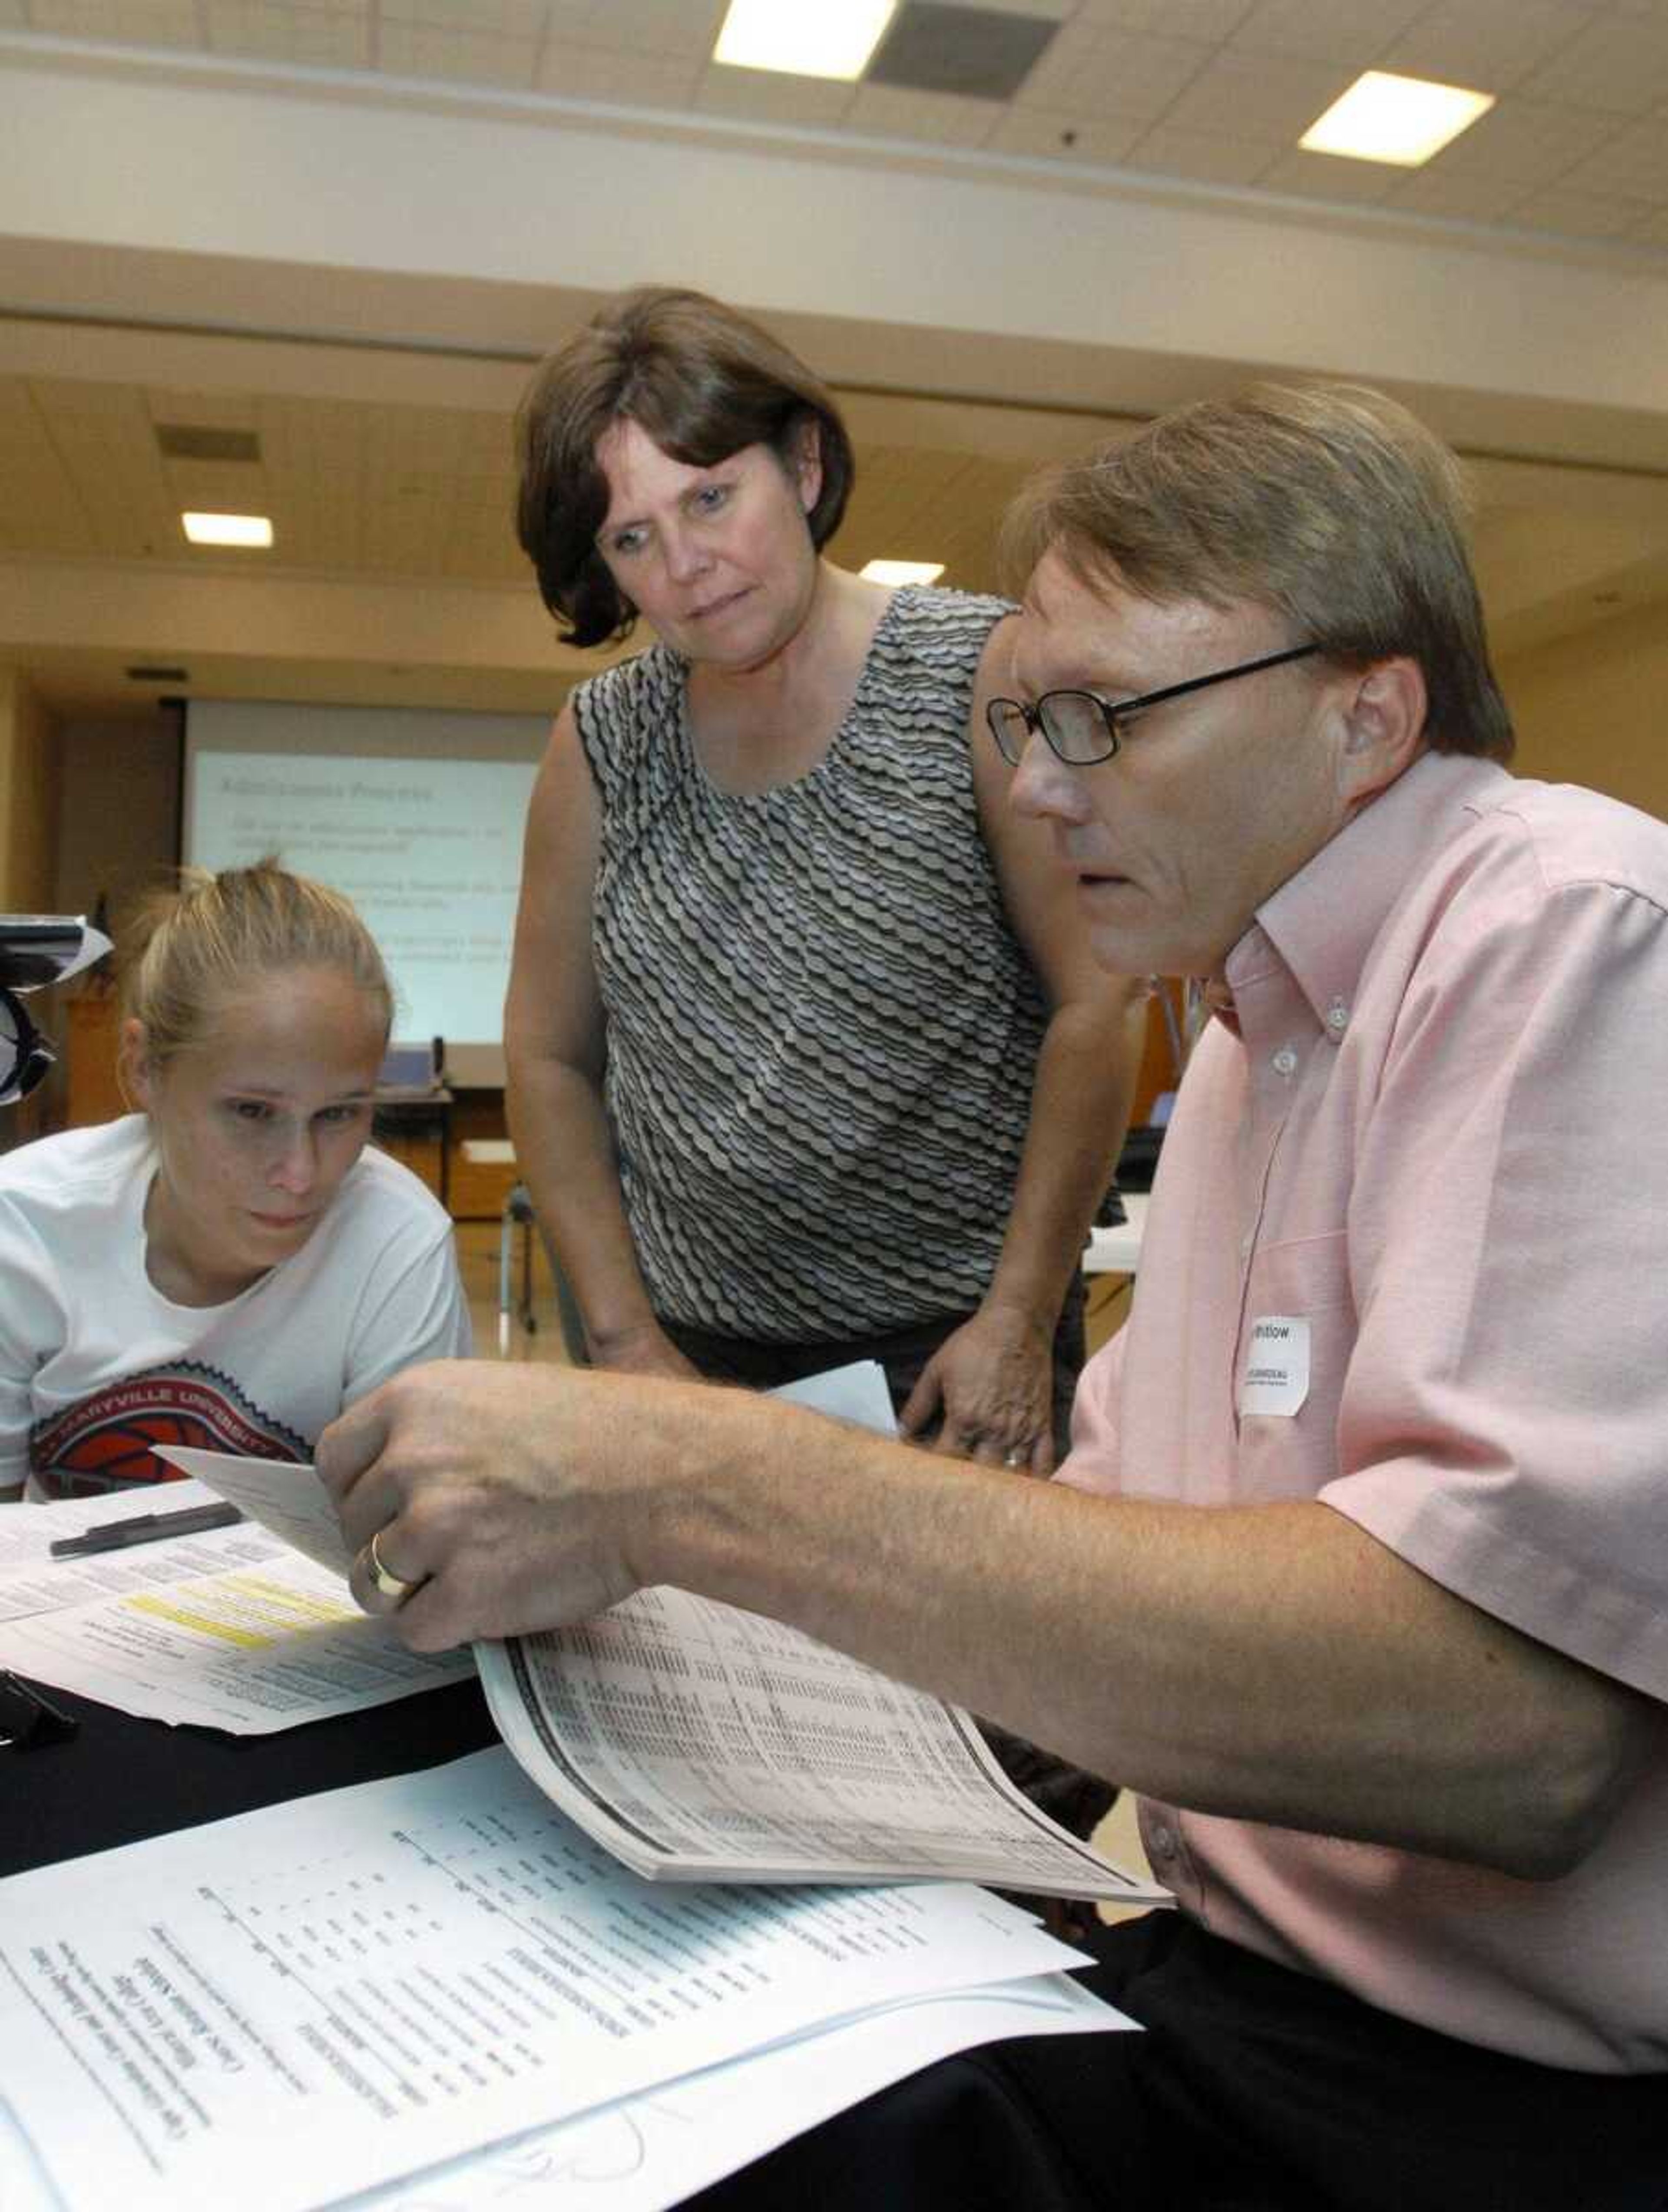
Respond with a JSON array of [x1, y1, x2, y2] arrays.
[[0, 1746, 1137, 2212]]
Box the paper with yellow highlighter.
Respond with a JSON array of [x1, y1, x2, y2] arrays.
[[0, 1474, 472, 1732]]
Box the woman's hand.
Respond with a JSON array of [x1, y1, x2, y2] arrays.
[[897, 1301, 1056, 1474]]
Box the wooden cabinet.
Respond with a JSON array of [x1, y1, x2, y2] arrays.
[[64, 990, 124, 1128], [446, 1090, 517, 1219]]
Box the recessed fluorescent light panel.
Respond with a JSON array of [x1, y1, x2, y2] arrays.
[[1300, 70, 1493, 166], [714, 0, 897, 80], [862, 559, 945, 585], [181, 512, 274, 548]]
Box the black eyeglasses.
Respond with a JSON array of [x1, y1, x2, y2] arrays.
[[986, 643, 1322, 767]]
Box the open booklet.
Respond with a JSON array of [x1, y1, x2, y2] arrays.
[[159, 1362, 1170, 1907]]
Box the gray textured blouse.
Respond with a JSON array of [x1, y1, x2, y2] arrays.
[[572, 585, 1049, 1341]]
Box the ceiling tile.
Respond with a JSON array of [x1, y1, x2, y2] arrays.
[[146, 388, 263, 429], [1229, 0, 1425, 70], [1382, 165, 1531, 222], [1258, 146, 1402, 203], [1159, 48, 1354, 138], [1376, 0, 1593, 97], [1517, 13, 1668, 115], [26, 0, 202, 45], [1070, 0, 1254, 35], [694, 64, 854, 126], [1624, 205, 1668, 250], [1555, 115, 1668, 201], [377, 23, 540, 86], [1018, 23, 1211, 123], [1504, 184, 1656, 239], [1429, 94, 1620, 186], [380, 0, 549, 33], [536, 39, 701, 105], [1123, 121, 1284, 185], [986, 104, 1145, 162], [205, 3, 371, 70], [843, 82, 1001, 145], [543, 0, 723, 62], [950, 0, 1074, 17]]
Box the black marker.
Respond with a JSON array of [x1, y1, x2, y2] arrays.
[[49, 1501, 244, 1560]]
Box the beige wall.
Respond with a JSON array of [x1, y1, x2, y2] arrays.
[[1499, 608, 1668, 826], [0, 667, 60, 911]]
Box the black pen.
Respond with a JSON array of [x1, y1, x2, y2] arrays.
[[49, 1500, 244, 1559]]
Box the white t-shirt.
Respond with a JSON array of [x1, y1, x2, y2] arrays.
[[0, 1115, 472, 1499]]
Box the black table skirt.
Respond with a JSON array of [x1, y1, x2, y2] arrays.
[[2, 1672, 499, 1877]]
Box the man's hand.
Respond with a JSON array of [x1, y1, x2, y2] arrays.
[[317, 1361, 649, 1651], [898, 1301, 1056, 1473]]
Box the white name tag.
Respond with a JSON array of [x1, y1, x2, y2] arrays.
[[1239, 1316, 1311, 1417]]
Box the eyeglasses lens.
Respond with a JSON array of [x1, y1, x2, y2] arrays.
[[989, 701, 1031, 764], [1040, 692, 1115, 764]]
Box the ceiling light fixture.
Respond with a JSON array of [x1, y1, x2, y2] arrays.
[[181, 512, 274, 548], [861, 559, 946, 585], [714, 0, 897, 80], [1299, 70, 1493, 166]]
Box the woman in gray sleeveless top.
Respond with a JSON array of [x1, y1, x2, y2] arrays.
[[506, 287, 1144, 1482]]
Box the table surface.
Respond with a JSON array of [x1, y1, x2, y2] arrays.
[[6, 1189, 1144, 1874]]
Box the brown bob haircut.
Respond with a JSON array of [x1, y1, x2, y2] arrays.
[[515, 286, 857, 649], [1002, 381, 1514, 762]]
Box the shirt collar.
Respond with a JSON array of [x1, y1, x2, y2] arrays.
[[1223, 750, 1511, 1042]]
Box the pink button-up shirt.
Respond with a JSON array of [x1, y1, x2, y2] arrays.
[[1063, 750, 1668, 2072]]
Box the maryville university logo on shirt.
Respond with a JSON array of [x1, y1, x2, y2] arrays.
[[30, 1362, 308, 1499]]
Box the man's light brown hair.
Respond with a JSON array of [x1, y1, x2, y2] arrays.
[[1002, 381, 1513, 761]]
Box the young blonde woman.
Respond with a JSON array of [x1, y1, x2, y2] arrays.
[[0, 861, 470, 1502]]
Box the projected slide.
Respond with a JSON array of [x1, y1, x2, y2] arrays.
[[187, 748, 540, 1052]]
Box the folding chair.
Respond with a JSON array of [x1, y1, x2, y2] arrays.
[[495, 1180, 590, 1366]]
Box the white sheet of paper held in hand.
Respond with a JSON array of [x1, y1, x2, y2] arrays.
[[155, 1364, 898, 1577], [0, 1745, 1104, 2212], [153, 1445, 357, 1576]]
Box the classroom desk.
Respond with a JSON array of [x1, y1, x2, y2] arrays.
[[373, 1083, 454, 1205]]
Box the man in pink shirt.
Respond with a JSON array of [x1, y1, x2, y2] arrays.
[[324, 385, 1668, 2208]]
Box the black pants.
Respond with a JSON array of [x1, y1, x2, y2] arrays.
[[659, 1270, 1088, 1466], [688, 1912, 1668, 2212]]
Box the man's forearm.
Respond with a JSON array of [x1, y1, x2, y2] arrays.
[[637, 1385, 1646, 1879]]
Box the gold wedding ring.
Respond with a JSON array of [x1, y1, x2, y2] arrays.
[[366, 1527, 422, 1606]]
